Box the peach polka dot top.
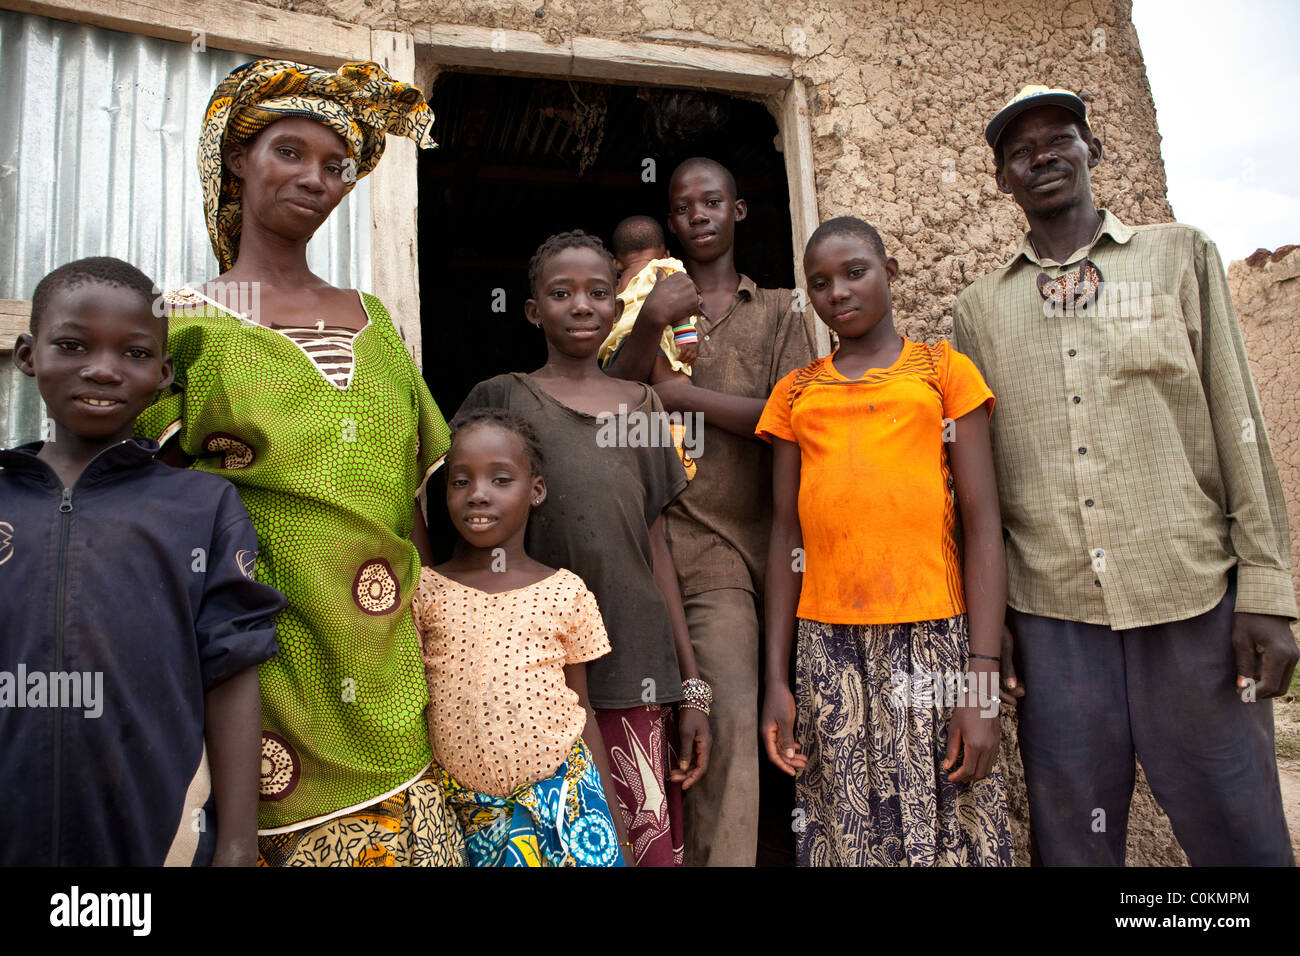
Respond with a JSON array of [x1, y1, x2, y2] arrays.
[[414, 567, 611, 797]]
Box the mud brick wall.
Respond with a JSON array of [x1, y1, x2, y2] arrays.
[[1231, 246, 1300, 601]]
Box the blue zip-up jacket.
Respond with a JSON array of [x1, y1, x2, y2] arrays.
[[0, 438, 284, 866]]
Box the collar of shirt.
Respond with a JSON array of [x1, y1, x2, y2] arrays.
[[1008, 208, 1136, 270], [0, 437, 160, 490], [695, 273, 757, 337]]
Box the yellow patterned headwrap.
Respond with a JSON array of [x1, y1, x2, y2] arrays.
[[200, 59, 437, 271]]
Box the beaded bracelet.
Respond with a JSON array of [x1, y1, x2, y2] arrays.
[[969, 653, 1001, 662], [672, 321, 699, 347], [680, 677, 712, 716]]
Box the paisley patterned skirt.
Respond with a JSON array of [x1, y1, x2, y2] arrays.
[[794, 615, 1013, 867], [439, 739, 625, 867], [257, 766, 467, 866]]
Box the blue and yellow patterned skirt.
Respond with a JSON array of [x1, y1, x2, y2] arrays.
[[438, 739, 624, 867]]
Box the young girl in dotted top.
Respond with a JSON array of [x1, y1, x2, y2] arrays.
[[413, 408, 626, 866], [454, 231, 712, 867], [758, 217, 1013, 866]]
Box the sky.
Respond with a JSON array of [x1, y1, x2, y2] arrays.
[[1131, 0, 1300, 262]]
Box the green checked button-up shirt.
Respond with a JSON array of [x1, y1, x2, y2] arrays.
[[954, 209, 1297, 629]]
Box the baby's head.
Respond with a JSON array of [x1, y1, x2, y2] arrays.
[[445, 409, 547, 549], [525, 230, 622, 360], [611, 216, 669, 277], [803, 216, 898, 342], [14, 257, 172, 447]]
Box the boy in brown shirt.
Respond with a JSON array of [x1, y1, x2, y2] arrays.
[[607, 158, 817, 865]]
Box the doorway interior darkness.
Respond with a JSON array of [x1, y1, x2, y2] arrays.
[[417, 70, 794, 558]]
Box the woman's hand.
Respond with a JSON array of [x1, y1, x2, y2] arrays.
[[760, 684, 806, 776], [671, 707, 712, 790], [943, 663, 1001, 783]]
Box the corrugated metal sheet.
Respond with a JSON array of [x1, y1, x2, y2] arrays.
[[0, 10, 371, 447], [0, 351, 44, 450]]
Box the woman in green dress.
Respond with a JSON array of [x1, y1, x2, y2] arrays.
[[138, 59, 464, 865]]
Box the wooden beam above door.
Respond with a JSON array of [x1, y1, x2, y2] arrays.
[[413, 24, 791, 94]]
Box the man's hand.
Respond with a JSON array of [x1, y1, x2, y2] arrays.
[[999, 618, 1025, 703], [1231, 612, 1299, 699], [641, 272, 700, 331]]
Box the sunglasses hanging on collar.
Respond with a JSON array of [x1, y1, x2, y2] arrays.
[[1037, 259, 1103, 312]]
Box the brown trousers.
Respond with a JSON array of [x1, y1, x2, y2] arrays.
[[681, 587, 761, 866]]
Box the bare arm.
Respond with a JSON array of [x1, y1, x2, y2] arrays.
[[950, 405, 1005, 663], [205, 666, 262, 866], [652, 377, 767, 439], [651, 515, 698, 681], [945, 405, 1006, 782], [648, 353, 690, 386], [565, 662, 633, 865], [760, 437, 807, 775], [650, 515, 711, 789], [952, 297, 1023, 701], [410, 498, 433, 567]]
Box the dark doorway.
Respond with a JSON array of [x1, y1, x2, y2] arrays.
[[417, 71, 794, 428]]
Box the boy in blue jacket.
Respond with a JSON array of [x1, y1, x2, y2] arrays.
[[1, 257, 285, 866]]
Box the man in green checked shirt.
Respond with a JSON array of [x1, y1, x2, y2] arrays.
[[953, 85, 1297, 866]]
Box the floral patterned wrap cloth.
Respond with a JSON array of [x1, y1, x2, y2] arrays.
[[439, 739, 625, 867]]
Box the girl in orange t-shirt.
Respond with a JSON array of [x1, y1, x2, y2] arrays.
[[757, 217, 1013, 866]]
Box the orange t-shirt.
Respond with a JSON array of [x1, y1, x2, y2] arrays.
[[756, 339, 994, 625]]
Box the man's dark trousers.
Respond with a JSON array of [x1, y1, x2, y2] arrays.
[[1010, 579, 1294, 866]]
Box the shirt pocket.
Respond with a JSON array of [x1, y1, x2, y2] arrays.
[[698, 337, 772, 398], [1102, 292, 1193, 383]]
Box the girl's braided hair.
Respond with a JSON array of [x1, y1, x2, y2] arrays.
[[527, 229, 617, 298], [450, 407, 545, 479]]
